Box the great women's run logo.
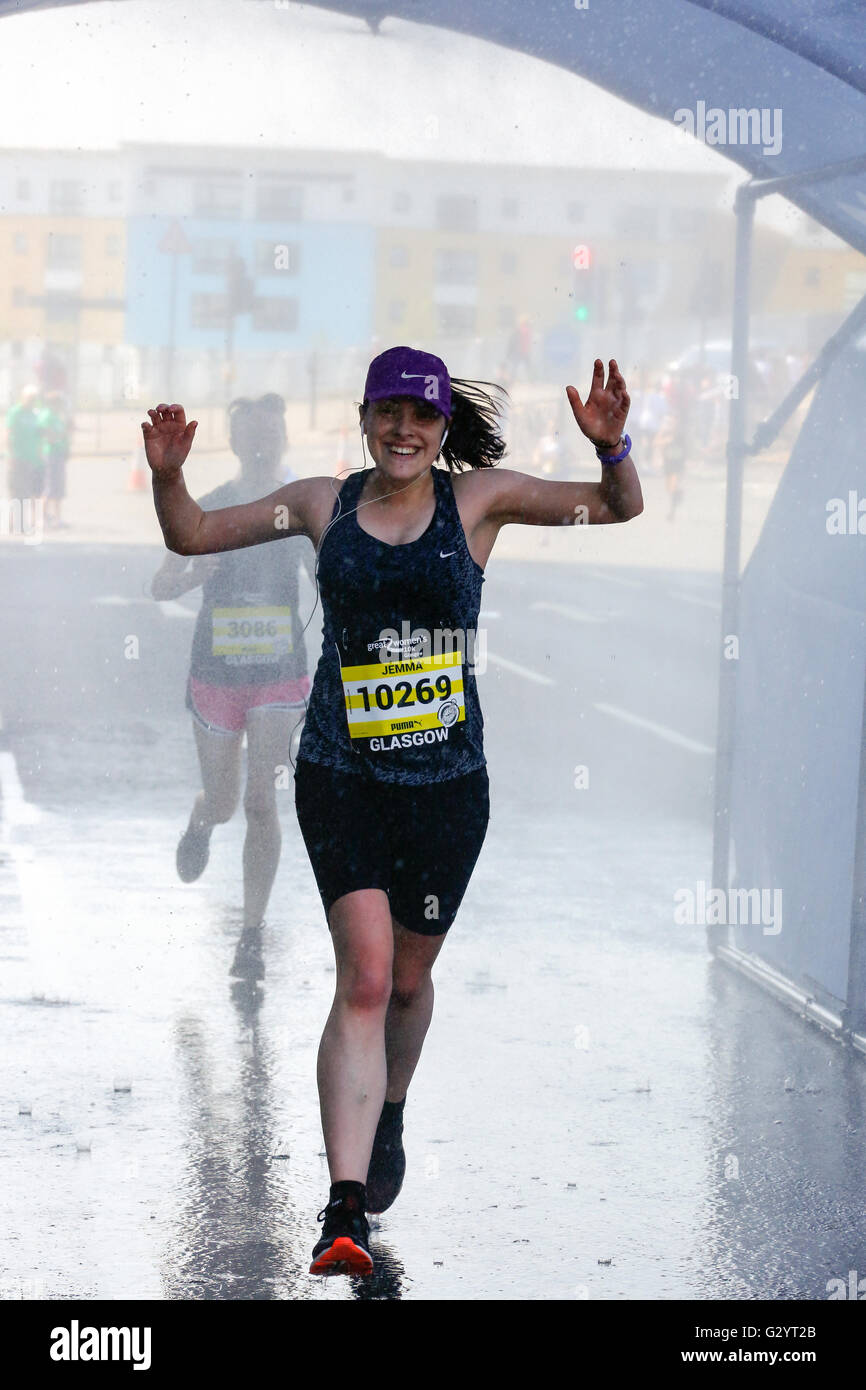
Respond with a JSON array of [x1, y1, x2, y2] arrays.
[[371, 623, 486, 674]]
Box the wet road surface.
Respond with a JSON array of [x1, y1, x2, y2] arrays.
[[1, 545, 865, 1299]]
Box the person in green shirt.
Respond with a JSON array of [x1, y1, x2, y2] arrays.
[[5, 385, 45, 499]]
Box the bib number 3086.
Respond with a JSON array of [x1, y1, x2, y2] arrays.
[[340, 651, 464, 739], [212, 606, 293, 658]]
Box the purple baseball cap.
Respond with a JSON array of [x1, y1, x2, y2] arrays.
[[363, 345, 452, 421]]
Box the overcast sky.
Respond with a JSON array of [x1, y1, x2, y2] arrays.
[[0, 0, 813, 234]]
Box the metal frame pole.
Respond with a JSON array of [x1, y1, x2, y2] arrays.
[[842, 652, 866, 1036], [709, 183, 755, 952]]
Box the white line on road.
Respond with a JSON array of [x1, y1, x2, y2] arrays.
[[669, 592, 721, 612], [91, 595, 195, 619], [582, 569, 644, 590], [594, 702, 715, 754], [485, 652, 556, 686], [158, 600, 197, 620], [531, 600, 615, 625]]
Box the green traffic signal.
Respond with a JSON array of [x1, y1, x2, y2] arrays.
[[573, 305, 589, 322]]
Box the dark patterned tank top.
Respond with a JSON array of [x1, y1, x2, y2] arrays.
[[296, 465, 486, 785]]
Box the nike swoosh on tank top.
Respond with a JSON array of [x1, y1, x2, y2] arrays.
[[297, 465, 487, 785]]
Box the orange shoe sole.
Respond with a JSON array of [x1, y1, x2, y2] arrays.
[[309, 1236, 374, 1277]]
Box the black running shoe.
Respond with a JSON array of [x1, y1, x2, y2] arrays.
[[365, 1102, 406, 1214], [309, 1194, 374, 1277], [230, 924, 265, 981], [176, 820, 212, 882]]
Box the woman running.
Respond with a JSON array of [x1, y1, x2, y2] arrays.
[[150, 393, 314, 980], [142, 345, 642, 1277]]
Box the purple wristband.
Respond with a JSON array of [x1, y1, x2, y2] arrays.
[[595, 433, 632, 464]]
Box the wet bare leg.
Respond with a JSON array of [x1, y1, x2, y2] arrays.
[[318, 890, 393, 1182], [384, 918, 448, 1101]]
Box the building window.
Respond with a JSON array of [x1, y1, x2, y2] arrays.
[[46, 234, 83, 270], [190, 293, 229, 330], [435, 196, 478, 233], [436, 304, 476, 336], [252, 296, 299, 332], [45, 298, 78, 323], [193, 180, 243, 219], [17, 180, 30, 200], [49, 180, 84, 215], [618, 204, 659, 237], [108, 181, 122, 201], [342, 184, 355, 202], [256, 183, 303, 220], [389, 244, 409, 268], [502, 197, 519, 219], [567, 201, 585, 222], [393, 191, 411, 213], [190, 238, 234, 274], [434, 248, 478, 285], [500, 251, 518, 274], [14, 233, 27, 254], [497, 304, 515, 329], [256, 239, 300, 275], [388, 300, 405, 323], [105, 234, 121, 257], [12, 287, 28, 307]]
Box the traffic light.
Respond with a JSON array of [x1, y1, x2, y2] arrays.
[[227, 252, 255, 315], [571, 243, 593, 323]]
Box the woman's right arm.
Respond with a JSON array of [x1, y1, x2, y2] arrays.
[[142, 402, 318, 555]]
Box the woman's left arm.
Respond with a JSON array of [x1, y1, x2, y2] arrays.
[[487, 358, 644, 527]]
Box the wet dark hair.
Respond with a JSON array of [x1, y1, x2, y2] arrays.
[[361, 377, 510, 472], [227, 392, 287, 454], [440, 377, 510, 471]]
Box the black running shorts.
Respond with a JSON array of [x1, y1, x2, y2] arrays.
[[293, 758, 490, 936]]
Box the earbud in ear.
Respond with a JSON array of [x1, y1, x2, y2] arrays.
[[360, 422, 366, 436]]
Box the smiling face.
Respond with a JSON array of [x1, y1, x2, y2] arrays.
[[360, 395, 448, 481]]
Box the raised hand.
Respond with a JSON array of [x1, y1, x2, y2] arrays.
[[141, 403, 198, 480], [566, 360, 630, 451]]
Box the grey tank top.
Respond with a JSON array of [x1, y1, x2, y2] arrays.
[[297, 465, 487, 785]]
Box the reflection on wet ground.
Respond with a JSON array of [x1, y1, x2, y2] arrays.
[[3, 772, 865, 1300], [1, 549, 864, 1299]]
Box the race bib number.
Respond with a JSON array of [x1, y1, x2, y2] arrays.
[[212, 606, 293, 662], [340, 650, 464, 739]]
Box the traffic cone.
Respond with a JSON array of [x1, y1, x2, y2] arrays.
[[127, 446, 148, 492]]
